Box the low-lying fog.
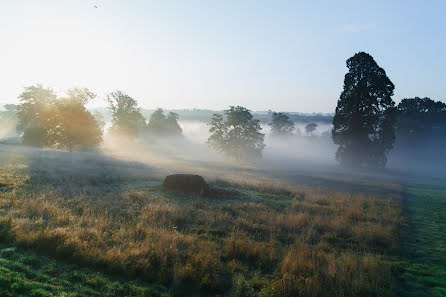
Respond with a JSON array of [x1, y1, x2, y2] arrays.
[[178, 120, 337, 168], [1, 118, 444, 180]]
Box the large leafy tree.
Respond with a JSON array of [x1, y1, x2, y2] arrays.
[[48, 88, 103, 151], [396, 97, 446, 141], [332, 52, 396, 168], [268, 112, 295, 137], [146, 108, 182, 135], [107, 90, 147, 138], [207, 106, 265, 159], [16, 84, 57, 146], [16, 85, 102, 150]]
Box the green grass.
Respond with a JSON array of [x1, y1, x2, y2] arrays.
[[395, 183, 446, 297], [0, 245, 170, 297]]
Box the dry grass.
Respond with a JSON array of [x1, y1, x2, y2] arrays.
[[0, 147, 403, 296]]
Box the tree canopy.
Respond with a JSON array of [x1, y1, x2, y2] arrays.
[[146, 108, 182, 135], [107, 91, 147, 138], [396, 97, 446, 143], [332, 52, 396, 168], [16, 85, 57, 146], [207, 106, 265, 160], [47, 89, 102, 150], [16, 85, 102, 149], [268, 112, 295, 137], [305, 123, 317, 135]]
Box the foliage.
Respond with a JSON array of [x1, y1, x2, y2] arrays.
[[396, 97, 446, 143], [0, 104, 18, 120], [304, 122, 317, 135], [332, 52, 396, 168], [16, 85, 102, 149], [16, 85, 57, 146], [146, 108, 182, 135], [92, 110, 106, 129], [207, 106, 265, 159], [47, 89, 103, 151], [268, 112, 295, 137], [107, 90, 147, 138]]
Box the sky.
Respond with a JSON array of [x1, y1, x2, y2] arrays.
[[0, 0, 445, 113]]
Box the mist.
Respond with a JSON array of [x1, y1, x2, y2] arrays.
[[90, 119, 341, 189]]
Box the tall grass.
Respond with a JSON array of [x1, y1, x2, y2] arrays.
[[0, 151, 403, 296]]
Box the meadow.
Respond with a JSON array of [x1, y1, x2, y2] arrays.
[[0, 143, 410, 296]]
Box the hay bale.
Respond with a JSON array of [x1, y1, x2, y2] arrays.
[[162, 174, 210, 196]]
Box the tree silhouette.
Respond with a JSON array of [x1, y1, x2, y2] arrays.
[[332, 52, 396, 168], [268, 112, 295, 137], [207, 106, 265, 159], [396, 97, 446, 143], [107, 90, 146, 138], [146, 108, 182, 135], [305, 122, 317, 135]]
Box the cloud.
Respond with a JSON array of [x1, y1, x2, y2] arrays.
[[342, 24, 376, 33]]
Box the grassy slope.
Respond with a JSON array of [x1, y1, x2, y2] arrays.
[[395, 182, 446, 297]]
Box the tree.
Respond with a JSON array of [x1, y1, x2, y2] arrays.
[[332, 52, 396, 168], [305, 123, 317, 135], [396, 97, 446, 144], [47, 88, 102, 151], [107, 91, 146, 138], [207, 106, 265, 159], [0, 104, 18, 118], [166, 112, 182, 135], [92, 111, 106, 130], [268, 112, 295, 136], [16, 84, 57, 146], [0, 104, 19, 139], [16, 85, 102, 150], [146, 108, 182, 135]]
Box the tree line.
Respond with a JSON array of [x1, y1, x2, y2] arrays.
[[3, 51, 445, 168], [207, 52, 445, 168], [11, 87, 182, 151]]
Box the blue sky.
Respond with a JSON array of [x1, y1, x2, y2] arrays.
[[0, 0, 445, 112]]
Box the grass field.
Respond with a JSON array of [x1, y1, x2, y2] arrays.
[[395, 181, 446, 297], [0, 245, 169, 297], [0, 143, 438, 297]]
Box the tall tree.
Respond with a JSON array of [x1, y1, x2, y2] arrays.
[[107, 91, 146, 138], [332, 52, 396, 168], [268, 112, 295, 137], [207, 106, 265, 159]]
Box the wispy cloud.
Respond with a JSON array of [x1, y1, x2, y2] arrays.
[[342, 24, 377, 33]]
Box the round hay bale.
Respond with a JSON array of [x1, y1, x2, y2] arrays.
[[162, 174, 210, 196]]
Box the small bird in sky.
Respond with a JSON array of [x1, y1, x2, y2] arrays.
[[94, 5, 98, 8]]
